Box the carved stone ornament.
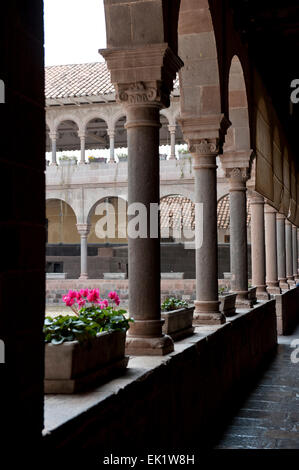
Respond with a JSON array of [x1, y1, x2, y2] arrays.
[[189, 139, 219, 156], [226, 167, 250, 182], [116, 82, 165, 106]]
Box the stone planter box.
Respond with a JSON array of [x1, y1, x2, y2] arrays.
[[248, 286, 257, 304], [219, 293, 237, 317], [103, 272, 127, 280], [44, 330, 128, 394], [89, 157, 107, 163], [59, 160, 77, 166], [161, 272, 184, 280], [161, 306, 195, 341], [46, 273, 67, 280]]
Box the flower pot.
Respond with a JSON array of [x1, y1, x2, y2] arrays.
[[248, 286, 257, 304], [219, 293, 237, 317], [44, 330, 128, 393], [89, 157, 107, 163], [59, 159, 77, 166], [161, 306, 195, 341]]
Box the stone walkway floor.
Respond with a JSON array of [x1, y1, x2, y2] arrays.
[[214, 324, 299, 449]]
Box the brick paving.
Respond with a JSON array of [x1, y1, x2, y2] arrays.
[[214, 324, 299, 449]]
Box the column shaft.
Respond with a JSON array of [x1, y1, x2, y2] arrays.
[[228, 168, 253, 307], [192, 151, 224, 324], [276, 214, 289, 289], [79, 135, 86, 164], [77, 224, 90, 280], [50, 133, 57, 166], [250, 192, 269, 300], [285, 219, 295, 285], [264, 205, 281, 294], [108, 130, 115, 163], [125, 105, 173, 355], [168, 125, 176, 160], [292, 225, 298, 280]]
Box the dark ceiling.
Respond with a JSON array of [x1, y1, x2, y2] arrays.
[[229, 0, 299, 164]]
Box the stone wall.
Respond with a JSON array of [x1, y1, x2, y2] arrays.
[[43, 300, 277, 451], [275, 286, 299, 335], [0, 0, 45, 449], [46, 242, 253, 281]]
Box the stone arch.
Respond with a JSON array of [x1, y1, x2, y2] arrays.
[[224, 55, 250, 153], [54, 119, 80, 154], [85, 116, 109, 151], [53, 114, 82, 134], [114, 114, 127, 151], [160, 187, 194, 201], [111, 110, 127, 130], [178, 0, 223, 118], [160, 193, 195, 241], [87, 195, 128, 244], [46, 198, 79, 244], [46, 194, 80, 223], [82, 112, 109, 132]]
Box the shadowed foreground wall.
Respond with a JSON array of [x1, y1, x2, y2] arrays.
[[0, 1, 45, 448], [43, 301, 277, 451]]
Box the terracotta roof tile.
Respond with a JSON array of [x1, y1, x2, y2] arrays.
[[45, 62, 180, 100]]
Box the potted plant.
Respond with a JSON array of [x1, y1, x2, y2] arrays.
[[88, 155, 107, 164], [117, 152, 128, 162], [161, 297, 194, 340], [218, 286, 237, 317], [59, 155, 78, 166], [44, 289, 133, 393]]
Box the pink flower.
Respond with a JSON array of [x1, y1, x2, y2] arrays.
[[108, 291, 120, 306], [67, 289, 77, 299], [87, 288, 100, 303], [101, 299, 109, 308], [63, 295, 75, 307], [79, 289, 89, 298], [108, 291, 117, 300], [78, 299, 86, 308], [76, 292, 82, 300]]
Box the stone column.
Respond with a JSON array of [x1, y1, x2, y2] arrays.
[[118, 86, 173, 355], [108, 129, 115, 163], [249, 192, 269, 300], [285, 219, 295, 286], [226, 168, 253, 307], [77, 224, 90, 280], [292, 224, 298, 281], [264, 204, 281, 294], [179, 116, 229, 325], [101, 44, 183, 355], [78, 132, 86, 165], [50, 132, 57, 166], [276, 213, 289, 289], [168, 125, 176, 160]]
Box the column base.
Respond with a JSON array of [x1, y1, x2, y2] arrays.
[[79, 161, 86, 165], [125, 335, 174, 356], [279, 278, 289, 290], [235, 291, 255, 309], [256, 285, 271, 301], [50, 162, 58, 166], [267, 285, 282, 295], [108, 159, 116, 164], [169, 155, 176, 160], [287, 277, 296, 287], [79, 274, 89, 280], [193, 301, 226, 325]]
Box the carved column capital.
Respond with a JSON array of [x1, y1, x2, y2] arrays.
[[277, 212, 286, 221], [49, 132, 57, 141], [115, 81, 168, 109], [226, 167, 250, 191], [248, 190, 265, 206], [76, 224, 91, 237]]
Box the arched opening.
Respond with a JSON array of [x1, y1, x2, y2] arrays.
[[114, 115, 127, 161], [85, 117, 109, 162], [88, 196, 128, 244], [46, 199, 79, 244], [55, 119, 80, 164], [224, 55, 250, 153], [160, 194, 195, 242]]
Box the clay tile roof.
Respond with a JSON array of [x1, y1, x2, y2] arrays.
[[45, 62, 180, 100], [160, 195, 251, 231], [45, 62, 114, 99]]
